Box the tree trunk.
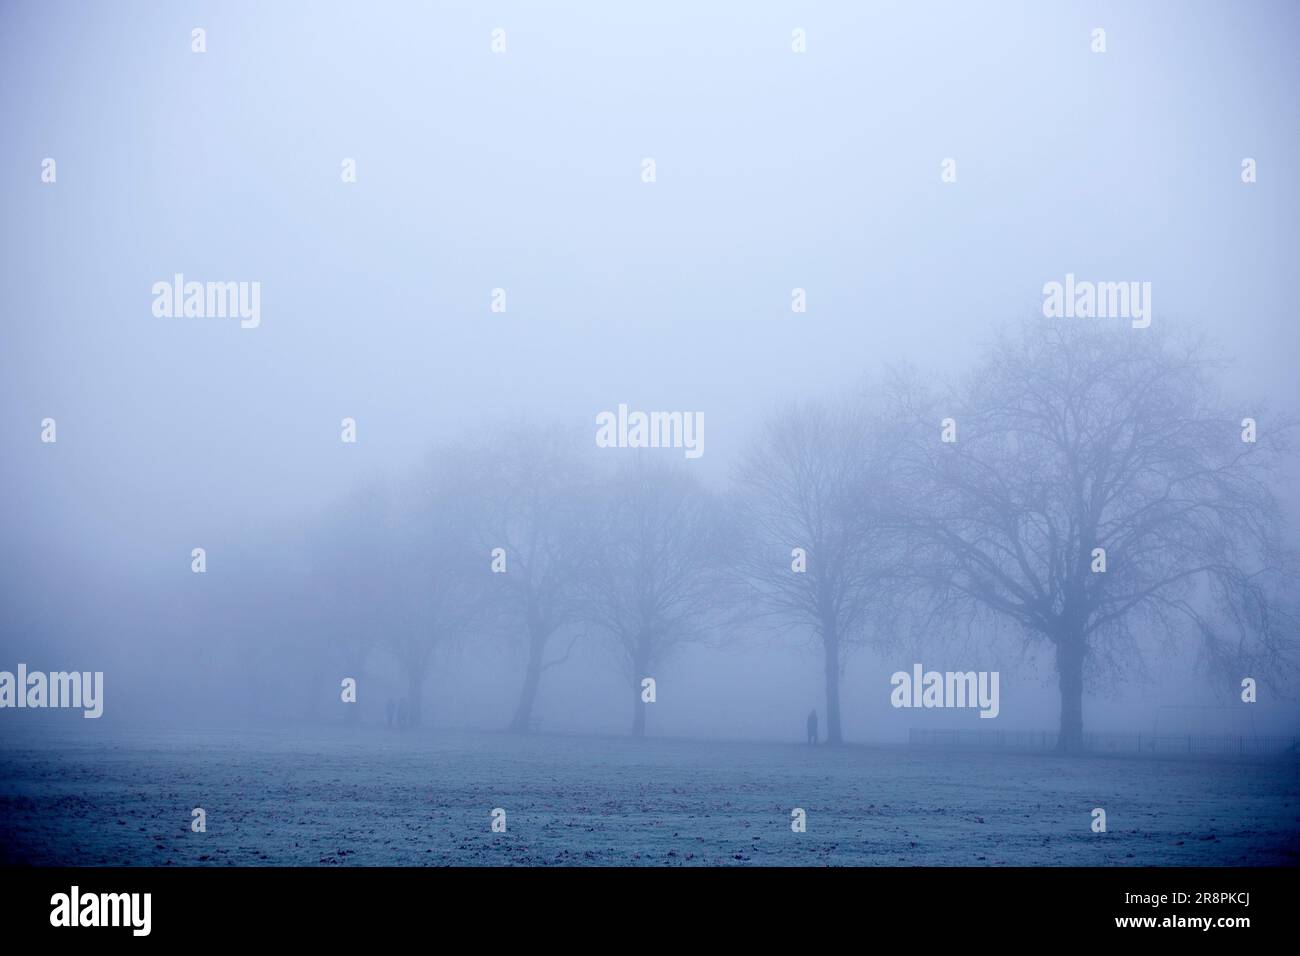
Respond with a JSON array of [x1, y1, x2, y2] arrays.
[[631, 674, 647, 738], [508, 628, 546, 733], [629, 665, 650, 738], [1055, 638, 1085, 753], [630, 642, 650, 738], [823, 628, 843, 745]]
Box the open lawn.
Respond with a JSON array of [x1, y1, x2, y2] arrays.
[[1, 726, 1296, 866]]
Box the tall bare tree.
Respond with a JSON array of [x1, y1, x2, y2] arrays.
[[583, 458, 736, 738], [305, 487, 383, 723], [886, 324, 1297, 752], [466, 425, 595, 733], [734, 397, 892, 745], [360, 454, 481, 728]]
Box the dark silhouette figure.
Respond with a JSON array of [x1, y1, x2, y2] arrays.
[[806, 709, 818, 745], [385, 698, 395, 729]]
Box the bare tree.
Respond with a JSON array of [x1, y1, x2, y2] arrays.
[[886, 323, 1297, 752], [358, 455, 481, 729], [466, 425, 595, 733], [305, 488, 381, 723], [734, 397, 892, 745], [583, 457, 736, 738]]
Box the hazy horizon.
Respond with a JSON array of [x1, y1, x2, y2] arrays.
[[3, 0, 1299, 745]]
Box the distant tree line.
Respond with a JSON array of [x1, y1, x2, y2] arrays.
[[303, 324, 1298, 753]]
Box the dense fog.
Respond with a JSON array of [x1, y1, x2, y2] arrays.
[[2, 0, 1298, 747]]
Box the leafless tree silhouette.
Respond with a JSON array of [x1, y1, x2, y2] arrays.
[[373, 455, 481, 728], [735, 397, 895, 744], [582, 458, 736, 737], [885, 324, 1297, 752], [466, 425, 596, 733]]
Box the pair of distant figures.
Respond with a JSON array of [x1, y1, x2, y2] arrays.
[[385, 698, 410, 730]]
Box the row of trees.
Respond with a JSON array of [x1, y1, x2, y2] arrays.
[[306, 324, 1297, 752]]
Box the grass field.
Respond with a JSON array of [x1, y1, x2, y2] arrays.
[[2, 726, 1297, 866]]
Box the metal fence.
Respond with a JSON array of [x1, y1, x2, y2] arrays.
[[908, 727, 1298, 755]]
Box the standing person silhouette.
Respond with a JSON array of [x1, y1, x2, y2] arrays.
[[806, 708, 818, 745]]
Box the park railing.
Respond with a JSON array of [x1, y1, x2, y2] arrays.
[[908, 727, 1298, 755]]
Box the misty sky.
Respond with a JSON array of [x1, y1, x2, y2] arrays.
[[2, 0, 1298, 741]]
